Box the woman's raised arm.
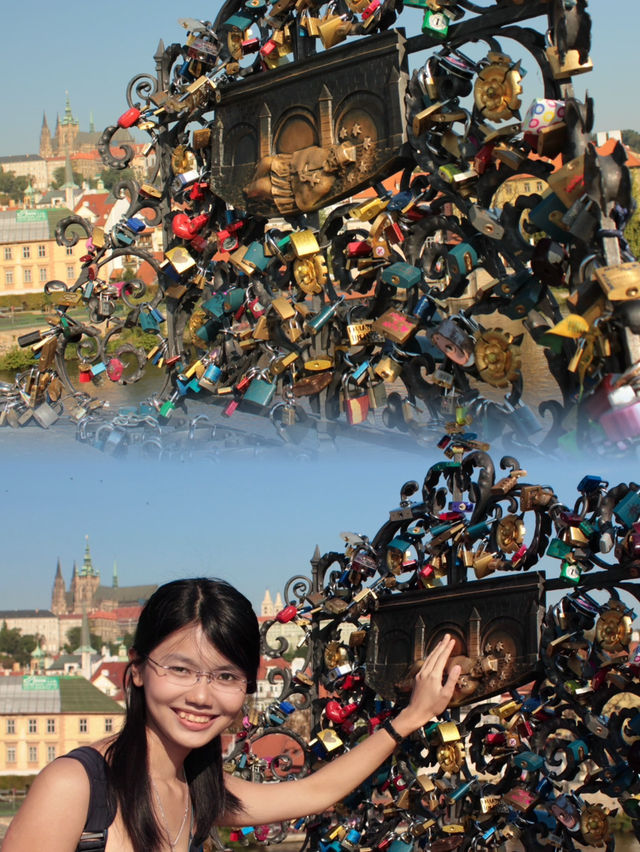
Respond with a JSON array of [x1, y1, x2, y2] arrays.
[[2, 758, 90, 852], [220, 635, 461, 826]]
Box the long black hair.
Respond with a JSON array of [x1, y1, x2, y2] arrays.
[[105, 578, 260, 851]]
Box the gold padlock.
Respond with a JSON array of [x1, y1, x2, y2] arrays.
[[165, 246, 196, 273], [594, 263, 640, 302], [436, 721, 460, 743], [546, 46, 593, 80], [374, 355, 402, 382], [317, 13, 351, 49], [347, 321, 373, 346], [271, 296, 296, 320], [290, 229, 320, 258]]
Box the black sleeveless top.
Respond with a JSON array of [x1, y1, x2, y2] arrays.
[[64, 746, 201, 852]]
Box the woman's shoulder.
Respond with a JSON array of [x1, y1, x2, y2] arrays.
[[2, 757, 91, 851]]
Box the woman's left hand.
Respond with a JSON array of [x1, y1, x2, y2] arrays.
[[393, 635, 461, 737]]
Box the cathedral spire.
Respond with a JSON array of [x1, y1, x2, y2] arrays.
[[63, 91, 75, 126], [81, 535, 98, 577], [55, 557, 63, 579], [113, 560, 119, 589]]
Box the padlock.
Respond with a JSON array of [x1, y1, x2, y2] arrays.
[[342, 374, 370, 426], [380, 262, 422, 290], [243, 374, 277, 407], [546, 45, 593, 80], [372, 309, 419, 344]]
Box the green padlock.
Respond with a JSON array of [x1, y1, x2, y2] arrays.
[[560, 560, 581, 584], [243, 376, 276, 407], [244, 241, 270, 271], [547, 538, 572, 560], [381, 261, 422, 290], [422, 9, 450, 38]]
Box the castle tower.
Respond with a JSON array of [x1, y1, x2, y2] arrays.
[[112, 561, 119, 589], [72, 537, 100, 613], [261, 589, 274, 617], [51, 558, 67, 616], [57, 92, 79, 156], [39, 113, 53, 158]]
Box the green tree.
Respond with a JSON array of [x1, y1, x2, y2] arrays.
[[622, 129, 640, 152], [99, 167, 136, 191], [625, 167, 640, 260], [0, 621, 38, 667], [51, 166, 84, 189], [63, 626, 103, 654], [0, 167, 30, 202]]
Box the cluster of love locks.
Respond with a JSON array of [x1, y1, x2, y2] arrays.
[[2, 0, 639, 455]]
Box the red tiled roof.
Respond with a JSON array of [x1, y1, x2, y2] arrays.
[[89, 610, 118, 621], [113, 605, 144, 620]]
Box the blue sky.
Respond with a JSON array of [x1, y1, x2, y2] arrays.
[[0, 440, 635, 613], [0, 1, 639, 158]]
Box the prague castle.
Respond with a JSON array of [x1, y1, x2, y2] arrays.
[[51, 537, 156, 616]]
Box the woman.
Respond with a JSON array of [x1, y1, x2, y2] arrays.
[[4, 578, 460, 852]]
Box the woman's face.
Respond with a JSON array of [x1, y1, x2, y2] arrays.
[[131, 624, 247, 755]]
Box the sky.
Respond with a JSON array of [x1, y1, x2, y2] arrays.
[[0, 1, 639, 615], [0, 1, 639, 158], [0, 440, 635, 614]]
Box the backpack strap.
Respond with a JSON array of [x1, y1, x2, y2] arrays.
[[63, 747, 116, 852]]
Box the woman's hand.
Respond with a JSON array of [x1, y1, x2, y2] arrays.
[[393, 635, 461, 737]]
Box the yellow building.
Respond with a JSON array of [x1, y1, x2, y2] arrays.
[[0, 674, 124, 775], [0, 207, 84, 298]]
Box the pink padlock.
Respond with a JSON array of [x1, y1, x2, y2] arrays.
[[600, 399, 640, 442]]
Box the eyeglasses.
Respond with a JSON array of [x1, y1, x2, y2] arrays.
[[146, 656, 248, 692]]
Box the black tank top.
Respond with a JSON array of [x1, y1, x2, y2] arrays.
[[63, 746, 201, 851]]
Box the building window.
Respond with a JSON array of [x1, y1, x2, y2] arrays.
[[66, 265, 75, 280], [105, 718, 113, 733], [28, 718, 37, 734], [6, 719, 15, 734], [79, 718, 88, 734], [39, 267, 48, 282], [38, 244, 46, 258], [3, 247, 11, 260], [23, 245, 31, 259], [5, 269, 14, 285], [47, 718, 56, 734], [536, 181, 544, 192], [66, 246, 74, 256], [28, 745, 38, 762], [23, 268, 32, 284], [523, 182, 531, 193], [47, 745, 56, 762], [6, 747, 16, 764]]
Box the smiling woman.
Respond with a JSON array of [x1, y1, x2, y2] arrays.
[[2, 577, 459, 852]]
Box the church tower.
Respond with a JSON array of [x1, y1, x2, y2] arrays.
[[51, 558, 67, 615], [72, 537, 101, 613], [39, 113, 53, 158], [57, 93, 79, 156], [261, 589, 274, 617]]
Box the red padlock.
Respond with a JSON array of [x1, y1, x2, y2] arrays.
[[189, 182, 209, 201], [118, 107, 141, 129], [242, 38, 260, 54], [172, 212, 209, 240], [276, 604, 298, 623], [347, 241, 372, 258], [106, 358, 124, 382], [78, 369, 92, 383]]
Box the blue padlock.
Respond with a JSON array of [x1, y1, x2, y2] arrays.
[[243, 376, 276, 407], [613, 490, 640, 528], [203, 363, 221, 383], [447, 242, 478, 278], [381, 261, 421, 290]]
